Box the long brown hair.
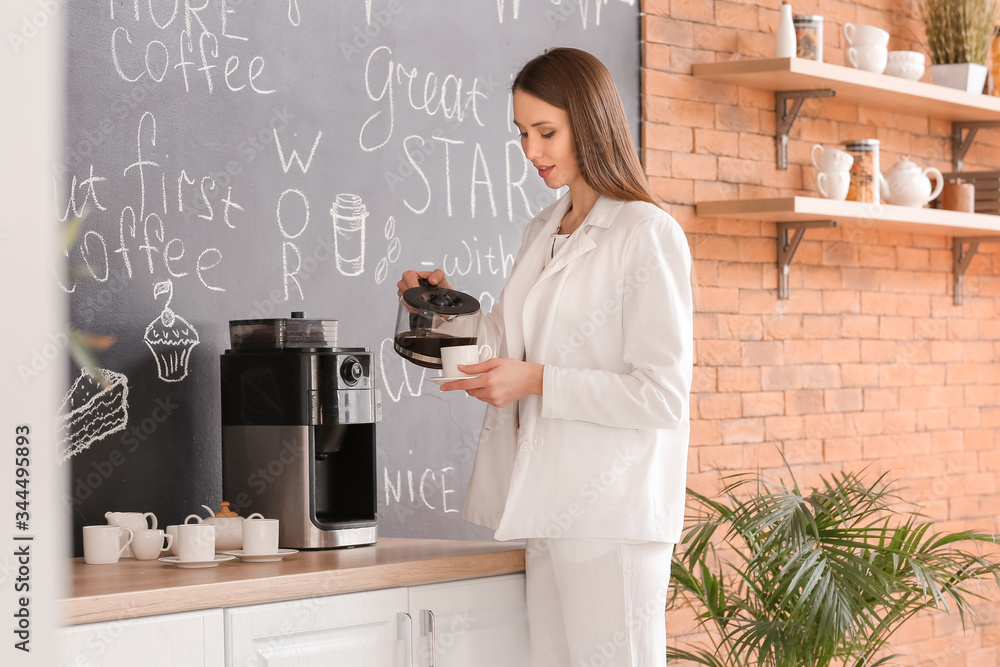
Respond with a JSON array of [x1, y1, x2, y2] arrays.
[[512, 47, 659, 208]]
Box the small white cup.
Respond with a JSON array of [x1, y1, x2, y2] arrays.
[[242, 514, 280, 555], [175, 523, 215, 562], [131, 529, 174, 561], [847, 44, 888, 74], [83, 525, 133, 565], [105, 511, 157, 559], [843, 23, 889, 47], [817, 171, 851, 200], [441, 344, 493, 378], [811, 145, 853, 173]]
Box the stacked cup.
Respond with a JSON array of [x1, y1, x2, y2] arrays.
[[844, 23, 889, 74], [812, 144, 854, 200]]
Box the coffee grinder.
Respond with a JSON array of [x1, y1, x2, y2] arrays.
[[220, 312, 380, 549]]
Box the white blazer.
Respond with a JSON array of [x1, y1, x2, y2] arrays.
[[460, 194, 694, 543]]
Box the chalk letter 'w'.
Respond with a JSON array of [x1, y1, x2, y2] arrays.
[[273, 129, 323, 174]]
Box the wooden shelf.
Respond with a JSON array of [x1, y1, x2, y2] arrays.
[[696, 196, 1000, 236], [693, 58, 1000, 122]]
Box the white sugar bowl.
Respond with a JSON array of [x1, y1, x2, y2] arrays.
[[884, 51, 925, 80]]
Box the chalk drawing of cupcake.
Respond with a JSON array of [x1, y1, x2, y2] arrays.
[[144, 280, 199, 382]]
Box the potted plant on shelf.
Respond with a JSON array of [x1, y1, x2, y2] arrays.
[[667, 465, 1000, 667], [920, 0, 997, 92]]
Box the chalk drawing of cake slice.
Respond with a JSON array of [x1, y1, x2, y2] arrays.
[[144, 280, 199, 383], [56, 367, 130, 464]]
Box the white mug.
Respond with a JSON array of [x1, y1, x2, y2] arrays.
[[104, 511, 157, 559], [175, 523, 215, 561], [811, 145, 853, 173], [131, 529, 174, 561], [847, 45, 888, 74], [817, 171, 851, 200], [843, 23, 889, 46], [83, 525, 133, 565], [441, 344, 493, 378], [243, 514, 280, 555]]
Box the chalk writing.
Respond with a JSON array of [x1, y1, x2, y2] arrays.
[[384, 466, 460, 513], [273, 128, 323, 174], [360, 46, 490, 151]]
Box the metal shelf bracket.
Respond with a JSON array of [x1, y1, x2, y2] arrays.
[[951, 121, 1000, 171], [952, 236, 1000, 304], [777, 220, 837, 299], [775, 89, 836, 170]]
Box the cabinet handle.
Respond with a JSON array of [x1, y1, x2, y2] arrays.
[[397, 612, 413, 667], [420, 609, 436, 667]]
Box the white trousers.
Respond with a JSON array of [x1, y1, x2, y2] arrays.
[[524, 538, 675, 667]]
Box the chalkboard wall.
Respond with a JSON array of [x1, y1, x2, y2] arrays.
[[61, 0, 641, 555]]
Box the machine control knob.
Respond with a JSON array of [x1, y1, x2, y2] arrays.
[[341, 356, 363, 386]]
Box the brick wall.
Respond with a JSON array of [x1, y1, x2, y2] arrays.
[[641, 0, 1000, 664]]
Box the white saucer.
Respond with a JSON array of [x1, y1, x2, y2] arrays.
[[426, 374, 481, 385], [223, 549, 298, 563], [158, 555, 235, 568]]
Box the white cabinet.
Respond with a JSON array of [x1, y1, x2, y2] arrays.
[[59, 609, 224, 667], [224, 574, 529, 667], [225, 587, 409, 667], [408, 574, 531, 667]]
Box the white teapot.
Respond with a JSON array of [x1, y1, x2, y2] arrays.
[[186, 502, 243, 552], [880, 156, 943, 207]]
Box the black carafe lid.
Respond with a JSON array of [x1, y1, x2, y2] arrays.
[[402, 280, 480, 316]]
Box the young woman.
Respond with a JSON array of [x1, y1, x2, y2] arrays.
[[397, 47, 693, 667]]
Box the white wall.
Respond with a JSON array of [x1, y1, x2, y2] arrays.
[[1, 2, 68, 665]]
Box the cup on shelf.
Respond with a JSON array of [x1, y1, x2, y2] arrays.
[[811, 145, 854, 173], [242, 514, 280, 555], [175, 523, 215, 562], [83, 525, 134, 565], [847, 44, 888, 74], [843, 23, 890, 47], [941, 182, 976, 212], [885, 51, 925, 80], [817, 171, 851, 200]]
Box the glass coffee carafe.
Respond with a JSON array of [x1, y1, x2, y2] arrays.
[[393, 279, 482, 369]]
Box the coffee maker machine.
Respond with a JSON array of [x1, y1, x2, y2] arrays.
[[220, 312, 380, 549]]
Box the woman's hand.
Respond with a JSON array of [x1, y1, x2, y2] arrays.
[[396, 269, 453, 297], [440, 358, 543, 408]]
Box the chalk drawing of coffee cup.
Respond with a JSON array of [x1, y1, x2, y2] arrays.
[[330, 194, 368, 277]]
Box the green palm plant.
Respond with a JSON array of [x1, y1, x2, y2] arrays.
[[667, 466, 1000, 667]]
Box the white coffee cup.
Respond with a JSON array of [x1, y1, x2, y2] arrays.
[[105, 511, 157, 559], [242, 514, 280, 555], [131, 529, 174, 561], [811, 145, 853, 173], [83, 525, 133, 565], [175, 523, 215, 561], [843, 23, 889, 47], [440, 344, 493, 378], [817, 171, 851, 200], [847, 44, 888, 74]]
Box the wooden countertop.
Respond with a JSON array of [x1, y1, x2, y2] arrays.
[[63, 537, 525, 625]]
